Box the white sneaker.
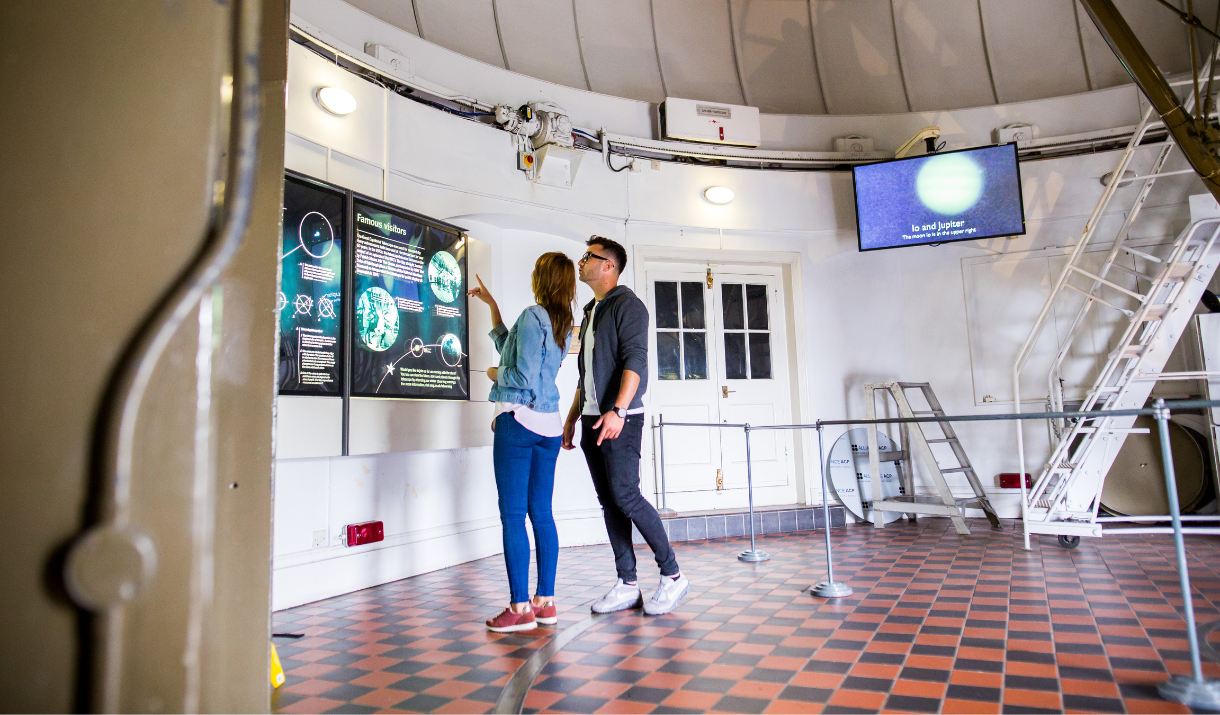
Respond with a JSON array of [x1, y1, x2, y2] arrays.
[[643, 574, 689, 616], [591, 578, 643, 613]]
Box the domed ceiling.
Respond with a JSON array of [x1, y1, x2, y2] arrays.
[[341, 0, 1209, 115]]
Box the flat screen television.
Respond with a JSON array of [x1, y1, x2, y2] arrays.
[[349, 196, 469, 400], [853, 143, 1026, 252], [278, 172, 345, 395]]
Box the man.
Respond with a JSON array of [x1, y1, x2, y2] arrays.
[[562, 236, 689, 616]]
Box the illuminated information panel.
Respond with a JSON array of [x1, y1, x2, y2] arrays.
[[350, 197, 469, 399], [853, 143, 1026, 252], [278, 173, 345, 395]]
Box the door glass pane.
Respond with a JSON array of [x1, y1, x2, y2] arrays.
[[683, 332, 707, 380], [654, 282, 679, 329], [681, 281, 705, 329], [722, 283, 744, 330], [749, 333, 772, 379], [724, 333, 747, 379], [746, 284, 769, 330], [657, 332, 681, 379]]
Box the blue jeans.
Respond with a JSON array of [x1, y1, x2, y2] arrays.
[[493, 412, 561, 603]]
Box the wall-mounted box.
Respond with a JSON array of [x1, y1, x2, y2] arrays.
[[345, 520, 384, 547], [660, 97, 760, 147]]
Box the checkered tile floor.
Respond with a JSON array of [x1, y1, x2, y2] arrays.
[[272, 519, 1220, 714]]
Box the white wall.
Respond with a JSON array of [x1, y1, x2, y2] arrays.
[[273, 39, 1205, 609]]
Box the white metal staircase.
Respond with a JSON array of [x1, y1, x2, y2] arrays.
[[1013, 91, 1220, 549]]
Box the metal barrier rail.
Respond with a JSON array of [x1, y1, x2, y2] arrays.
[[653, 398, 1220, 707]]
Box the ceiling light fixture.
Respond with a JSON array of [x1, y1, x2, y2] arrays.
[[316, 86, 357, 116], [704, 186, 734, 204]]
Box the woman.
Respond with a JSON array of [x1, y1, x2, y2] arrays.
[[468, 252, 576, 633]]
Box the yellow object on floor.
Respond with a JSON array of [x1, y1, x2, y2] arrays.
[[270, 643, 285, 688]]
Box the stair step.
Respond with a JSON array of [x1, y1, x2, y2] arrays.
[[925, 438, 955, 444], [1140, 305, 1169, 321], [1163, 264, 1194, 281], [939, 467, 973, 474]]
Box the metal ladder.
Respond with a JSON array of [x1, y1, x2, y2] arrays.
[[865, 382, 1000, 535], [1014, 78, 1220, 548]]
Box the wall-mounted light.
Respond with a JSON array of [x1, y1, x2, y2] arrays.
[[316, 86, 357, 116], [704, 186, 734, 204]]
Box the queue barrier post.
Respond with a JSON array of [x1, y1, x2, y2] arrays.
[[655, 414, 676, 517], [738, 423, 770, 563], [810, 421, 852, 598], [1153, 398, 1220, 709]]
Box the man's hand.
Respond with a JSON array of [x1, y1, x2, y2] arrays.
[[486, 367, 498, 381], [592, 410, 625, 445], [562, 417, 577, 450]]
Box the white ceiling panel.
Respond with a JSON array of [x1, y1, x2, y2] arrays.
[[892, 0, 995, 111], [414, 0, 506, 69], [979, 0, 1088, 103], [495, 0, 588, 90], [573, 0, 666, 103], [811, 0, 910, 114], [1111, 0, 1200, 75], [730, 0, 826, 114], [653, 0, 746, 105], [345, 0, 420, 36]]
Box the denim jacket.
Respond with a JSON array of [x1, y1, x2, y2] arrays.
[[488, 305, 570, 412]]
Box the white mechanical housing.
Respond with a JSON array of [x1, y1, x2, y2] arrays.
[[661, 97, 760, 147]]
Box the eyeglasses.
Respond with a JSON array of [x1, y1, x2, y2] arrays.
[[581, 251, 611, 264]]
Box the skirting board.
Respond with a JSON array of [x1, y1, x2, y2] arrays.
[[272, 510, 614, 610]]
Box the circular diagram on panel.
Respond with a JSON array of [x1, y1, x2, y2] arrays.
[[293, 294, 313, 316], [408, 337, 425, 357], [299, 211, 335, 258], [428, 251, 462, 303], [826, 428, 903, 525], [276, 292, 287, 312], [439, 333, 463, 366], [356, 287, 399, 352]]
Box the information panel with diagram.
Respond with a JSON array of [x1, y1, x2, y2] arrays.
[[350, 197, 469, 399], [278, 173, 345, 395]]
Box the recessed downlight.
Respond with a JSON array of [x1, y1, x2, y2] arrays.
[[704, 186, 734, 204], [316, 86, 357, 115]]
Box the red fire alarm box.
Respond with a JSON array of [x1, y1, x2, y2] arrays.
[[998, 473, 1032, 489], [345, 521, 384, 547]]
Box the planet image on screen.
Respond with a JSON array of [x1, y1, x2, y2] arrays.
[[356, 287, 399, 352], [439, 333, 462, 366], [428, 251, 462, 303], [916, 153, 984, 215]]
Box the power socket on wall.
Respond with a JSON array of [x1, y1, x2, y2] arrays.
[[312, 530, 328, 548]]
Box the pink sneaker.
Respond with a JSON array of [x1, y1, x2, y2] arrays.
[[534, 603, 557, 626], [485, 607, 537, 633]]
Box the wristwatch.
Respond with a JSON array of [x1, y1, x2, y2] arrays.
[[613, 406, 628, 418]]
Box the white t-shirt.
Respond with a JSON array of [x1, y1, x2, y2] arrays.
[[581, 299, 644, 418], [493, 402, 564, 438], [582, 301, 602, 416]]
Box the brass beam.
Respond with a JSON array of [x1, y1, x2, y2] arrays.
[[1078, 0, 1220, 202]]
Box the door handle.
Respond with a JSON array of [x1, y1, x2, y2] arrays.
[[722, 386, 736, 398]]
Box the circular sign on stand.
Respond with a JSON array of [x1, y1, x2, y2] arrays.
[[827, 428, 904, 525]]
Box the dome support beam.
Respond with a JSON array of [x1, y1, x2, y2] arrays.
[[1078, 0, 1220, 203]]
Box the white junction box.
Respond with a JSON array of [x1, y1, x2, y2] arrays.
[[992, 123, 1038, 144], [834, 135, 874, 153], [661, 97, 760, 147], [365, 43, 412, 78]]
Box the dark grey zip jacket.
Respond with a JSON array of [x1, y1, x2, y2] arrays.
[[576, 284, 650, 415]]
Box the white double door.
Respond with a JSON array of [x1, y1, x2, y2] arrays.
[[646, 263, 796, 511]]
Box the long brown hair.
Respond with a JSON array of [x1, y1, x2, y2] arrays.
[[532, 252, 576, 349]]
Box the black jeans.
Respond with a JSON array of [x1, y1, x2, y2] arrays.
[[581, 415, 679, 582]]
